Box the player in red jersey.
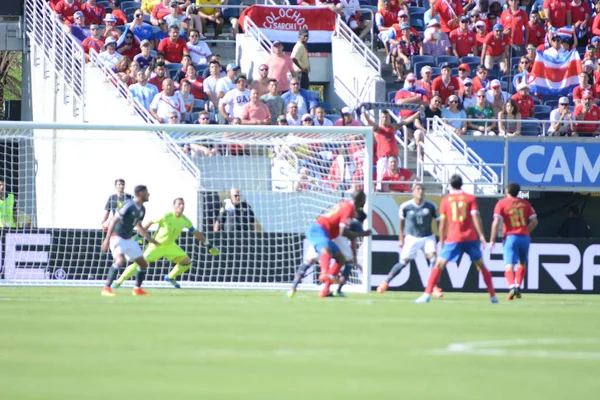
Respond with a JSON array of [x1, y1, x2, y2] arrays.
[[489, 182, 538, 300], [415, 175, 498, 303], [305, 190, 371, 297]]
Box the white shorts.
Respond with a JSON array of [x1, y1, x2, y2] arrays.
[[400, 234, 436, 261], [306, 236, 353, 263], [109, 236, 143, 261]]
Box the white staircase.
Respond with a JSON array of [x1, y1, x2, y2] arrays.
[[418, 116, 503, 195]]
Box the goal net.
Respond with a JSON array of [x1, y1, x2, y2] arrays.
[[0, 122, 374, 293]]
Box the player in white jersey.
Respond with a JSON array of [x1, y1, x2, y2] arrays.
[[377, 184, 443, 296], [287, 210, 367, 298]]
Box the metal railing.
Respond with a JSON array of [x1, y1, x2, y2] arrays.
[[88, 49, 201, 183], [25, 0, 86, 119], [334, 13, 381, 74], [419, 116, 503, 194], [243, 16, 274, 53]]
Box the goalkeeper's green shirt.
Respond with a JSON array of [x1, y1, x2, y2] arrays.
[[153, 212, 195, 245]]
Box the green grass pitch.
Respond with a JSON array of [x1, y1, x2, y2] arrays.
[[1, 288, 599, 400]]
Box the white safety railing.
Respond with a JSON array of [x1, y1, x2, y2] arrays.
[[334, 14, 381, 74], [88, 49, 201, 183], [334, 75, 379, 113], [25, 0, 86, 119], [419, 116, 503, 194], [243, 16, 274, 53]]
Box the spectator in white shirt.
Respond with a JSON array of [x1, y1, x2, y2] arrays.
[[129, 69, 159, 110], [548, 96, 575, 136], [313, 107, 333, 126], [216, 63, 240, 99], [186, 28, 212, 66], [286, 102, 301, 126], [98, 37, 123, 68], [150, 78, 187, 123], [203, 60, 222, 111], [219, 73, 251, 122]]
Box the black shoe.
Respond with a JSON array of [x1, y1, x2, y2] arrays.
[[507, 287, 517, 300], [515, 286, 522, 299]]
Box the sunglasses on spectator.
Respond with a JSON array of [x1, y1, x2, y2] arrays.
[[289, 106, 298, 109], [134, 14, 143, 18], [520, 60, 529, 64], [478, 71, 488, 74], [400, 15, 408, 18], [260, 68, 268, 71], [232, 194, 240, 197], [458, 68, 467, 72], [477, 95, 485, 98], [291, 82, 299, 85], [126, 36, 133, 39], [90, 27, 98, 31], [559, 103, 568, 106], [200, 117, 210, 120], [169, 116, 178, 119], [449, 100, 458, 103]]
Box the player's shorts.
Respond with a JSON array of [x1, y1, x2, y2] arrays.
[[400, 234, 436, 261], [306, 235, 352, 263], [143, 243, 188, 263], [503, 234, 531, 266], [306, 222, 340, 255], [440, 240, 482, 263], [109, 236, 143, 261]]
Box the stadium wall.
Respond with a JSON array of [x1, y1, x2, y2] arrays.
[[0, 230, 598, 294]]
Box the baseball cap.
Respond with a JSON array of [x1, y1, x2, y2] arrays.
[[593, 37, 600, 44], [583, 90, 594, 99], [421, 65, 432, 73], [477, 65, 488, 72], [140, 39, 151, 47], [104, 14, 116, 23], [427, 20, 440, 27], [235, 73, 247, 82], [74, 11, 84, 18], [277, 115, 288, 123], [272, 40, 282, 46], [463, 78, 473, 85], [493, 24, 504, 31], [460, 16, 469, 23], [439, 62, 451, 70], [400, 22, 410, 30], [475, 21, 486, 28], [405, 72, 416, 81], [458, 63, 470, 71], [226, 63, 240, 71], [299, 28, 309, 36], [584, 59, 594, 68], [169, 1, 178, 7], [341, 106, 352, 115], [301, 113, 313, 122], [527, 43, 536, 50], [491, 79, 501, 88], [398, 10, 407, 17], [558, 97, 570, 105], [517, 82, 530, 90], [477, 88, 487, 95]]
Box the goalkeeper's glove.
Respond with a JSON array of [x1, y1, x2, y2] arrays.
[[133, 233, 144, 245], [205, 241, 220, 256]]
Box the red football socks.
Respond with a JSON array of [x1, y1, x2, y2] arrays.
[[480, 267, 496, 297], [516, 266, 526, 286], [424, 268, 441, 294], [329, 262, 341, 276], [504, 269, 515, 288], [319, 252, 332, 275]]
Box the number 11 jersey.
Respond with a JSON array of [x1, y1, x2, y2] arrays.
[[439, 191, 479, 243], [493, 197, 536, 237]]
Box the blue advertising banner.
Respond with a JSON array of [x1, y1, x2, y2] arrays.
[[507, 141, 600, 188], [462, 139, 504, 177]]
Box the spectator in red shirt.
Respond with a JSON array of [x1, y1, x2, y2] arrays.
[[457, 63, 470, 92], [430, 0, 459, 33], [472, 65, 491, 93], [109, 0, 128, 26], [474, 20, 488, 55], [183, 64, 205, 100], [573, 72, 597, 105], [148, 62, 168, 88], [544, 0, 571, 29], [511, 82, 535, 118], [527, 13, 545, 48], [481, 24, 510, 74], [158, 26, 189, 64], [117, 31, 141, 61], [82, 0, 106, 26], [151, 0, 174, 26], [574, 90, 600, 136], [54, 0, 83, 25], [501, 0, 528, 58], [450, 16, 477, 58], [592, 2, 600, 37], [432, 63, 460, 104], [417, 65, 433, 97], [380, 155, 414, 193], [82, 23, 105, 61], [571, 0, 590, 43], [103, 13, 121, 41]]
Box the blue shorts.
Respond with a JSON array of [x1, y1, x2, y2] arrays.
[[440, 241, 482, 263], [306, 222, 340, 255], [503, 234, 531, 266]]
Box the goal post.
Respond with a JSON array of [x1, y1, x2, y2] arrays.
[[0, 121, 374, 293]]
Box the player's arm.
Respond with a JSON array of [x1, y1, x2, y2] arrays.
[[136, 222, 159, 246], [438, 215, 447, 247], [191, 229, 220, 256], [101, 213, 121, 251], [528, 214, 538, 233], [489, 215, 502, 249], [101, 210, 110, 225], [472, 211, 486, 246], [398, 218, 405, 247]]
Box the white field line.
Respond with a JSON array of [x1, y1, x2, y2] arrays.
[[418, 338, 600, 360]]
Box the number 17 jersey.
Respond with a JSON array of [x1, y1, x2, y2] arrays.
[[439, 191, 479, 243], [493, 197, 536, 237]]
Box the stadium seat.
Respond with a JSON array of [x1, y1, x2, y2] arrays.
[[430, 66, 441, 78], [536, 112, 550, 121], [412, 19, 425, 32], [461, 56, 481, 64], [115, 26, 126, 34], [435, 55, 459, 67], [409, 6, 427, 15], [388, 90, 397, 103], [510, 56, 521, 70], [451, 67, 459, 76], [521, 122, 542, 136], [544, 99, 560, 108], [413, 61, 429, 78], [193, 99, 205, 112], [411, 55, 435, 65], [166, 63, 183, 74], [534, 105, 552, 116], [98, 1, 111, 7], [466, 61, 480, 73], [121, 1, 140, 10], [190, 111, 201, 123], [326, 114, 342, 123]]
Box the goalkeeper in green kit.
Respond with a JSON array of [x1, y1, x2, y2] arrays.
[[112, 197, 220, 290]]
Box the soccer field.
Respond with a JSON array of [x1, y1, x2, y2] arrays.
[[1, 288, 598, 400]]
